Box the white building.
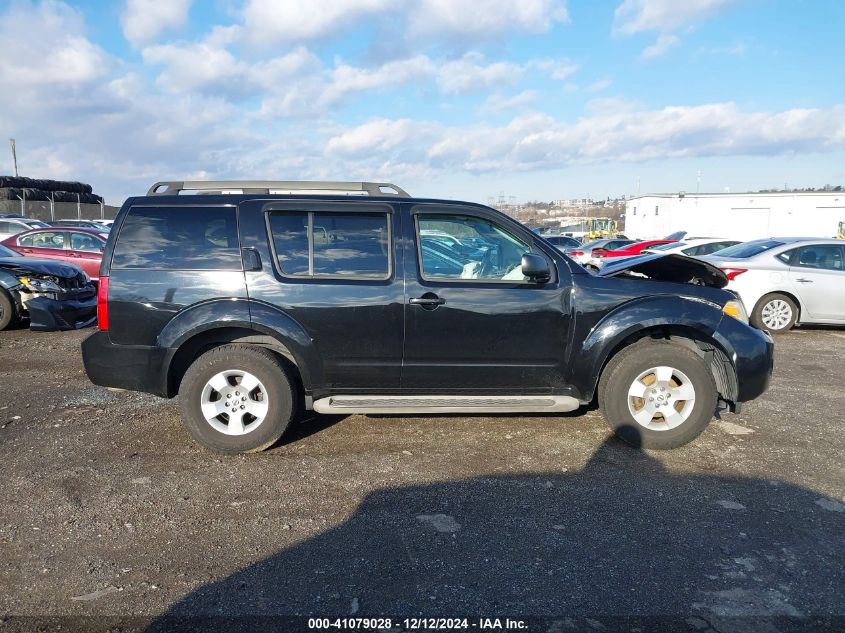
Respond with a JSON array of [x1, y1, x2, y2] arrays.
[[624, 192, 845, 240]]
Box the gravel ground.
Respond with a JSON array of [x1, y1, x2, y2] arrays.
[[0, 325, 843, 632]]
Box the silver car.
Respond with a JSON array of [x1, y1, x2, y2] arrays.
[[700, 238, 845, 333], [0, 217, 51, 241]]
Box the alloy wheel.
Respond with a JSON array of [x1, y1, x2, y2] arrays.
[[627, 365, 696, 431], [199, 369, 269, 435]]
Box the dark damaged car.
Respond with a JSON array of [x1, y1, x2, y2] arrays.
[[0, 244, 96, 332]]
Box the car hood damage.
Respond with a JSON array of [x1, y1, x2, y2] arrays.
[[0, 257, 96, 331], [597, 253, 728, 288], [0, 256, 83, 279]]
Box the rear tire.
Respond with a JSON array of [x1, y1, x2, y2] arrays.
[[178, 344, 295, 454], [599, 341, 718, 450], [0, 289, 18, 331], [751, 293, 797, 333]]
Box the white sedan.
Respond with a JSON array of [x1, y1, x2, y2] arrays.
[[700, 238, 845, 333], [643, 238, 741, 257]]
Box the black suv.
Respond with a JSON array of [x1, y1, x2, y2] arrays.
[[82, 180, 773, 454]]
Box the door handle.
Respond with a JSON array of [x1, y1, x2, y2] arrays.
[[795, 278, 813, 283], [409, 295, 446, 307], [241, 247, 262, 271]]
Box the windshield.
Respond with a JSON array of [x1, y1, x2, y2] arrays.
[[714, 239, 784, 258], [26, 220, 50, 228], [649, 242, 684, 251], [0, 244, 21, 257], [578, 240, 608, 250]]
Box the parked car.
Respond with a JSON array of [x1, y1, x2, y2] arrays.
[[0, 217, 51, 241], [0, 243, 96, 331], [585, 239, 676, 270], [542, 235, 581, 251], [49, 220, 107, 230], [81, 180, 773, 454], [643, 238, 742, 257], [565, 238, 637, 265], [700, 238, 845, 333], [0, 227, 107, 281]]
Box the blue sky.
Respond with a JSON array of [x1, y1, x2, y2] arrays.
[[1, 0, 844, 205]]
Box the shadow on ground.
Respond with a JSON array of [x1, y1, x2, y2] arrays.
[[147, 431, 844, 632]]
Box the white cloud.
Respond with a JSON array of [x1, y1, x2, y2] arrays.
[[613, 0, 735, 35], [437, 53, 524, 94], [409, 0, 568, 37], [330, 103, 845, 175], [321, 56, 436, 105], [242, 0, 397, 44], [640, 34, 680, 59], [240, 0, 567, 47], [325, 119, 433, 156], [0, 1, 109, 87], [588, 79, 612, 93], [121, 0, 192, 47], [531, 59, 579, 80], [142, 40, 319, 96], [480, 91, 539, 114]]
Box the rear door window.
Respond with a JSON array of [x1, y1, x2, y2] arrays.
[[112, 206, 241, 270], [20, 231, 65, 249], [268, 211, 390, 279]]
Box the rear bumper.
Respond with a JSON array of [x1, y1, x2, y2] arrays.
[[81, 330, 170, 397], [714, 316, 774, 403], [26, 294, 97, 332]]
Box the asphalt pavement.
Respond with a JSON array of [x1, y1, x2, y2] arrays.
[[0, 325, 843, 632]]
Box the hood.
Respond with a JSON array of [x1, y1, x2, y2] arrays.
[[597, 253, 728, 288], [0, 257, 82, 279]]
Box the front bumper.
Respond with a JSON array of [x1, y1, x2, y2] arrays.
[[714, 315, 774, 403], [25, 293, 97, 332], [81, 330, 170, 396]]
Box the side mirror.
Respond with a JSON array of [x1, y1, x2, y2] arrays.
[[521, 253, 550, 282]]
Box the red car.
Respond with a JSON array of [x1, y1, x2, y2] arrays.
[[1, 227, 107, 280], [593, 239, 676, 260]]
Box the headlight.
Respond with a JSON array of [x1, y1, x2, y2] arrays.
[[17, 277, 62, 293], [723, 299, 749, 323]]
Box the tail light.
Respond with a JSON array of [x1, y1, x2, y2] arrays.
[[97, 275, 109, 331], [720, 268, 748, 281], [592, 249, 607, 258], [569, 250, 584, 257]]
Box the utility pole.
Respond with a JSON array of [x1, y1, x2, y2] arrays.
[[697, 170, 701, 193], [77, 193, 81, 219], [9, 139, 18, 177], [49, 192, 55, 221]]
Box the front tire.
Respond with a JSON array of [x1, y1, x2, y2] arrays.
[[178, 344, 295, 454], [751, 293, 797, 333], [0, 289, 18, 331], [599, 341, 718, 449]]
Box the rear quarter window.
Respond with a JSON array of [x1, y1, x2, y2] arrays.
[[111, 206, 241, 270]]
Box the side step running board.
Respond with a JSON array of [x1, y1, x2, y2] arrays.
[[312, 395, 580, 415]]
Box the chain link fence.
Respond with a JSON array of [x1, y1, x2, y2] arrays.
[[0, 200, 119, 221]]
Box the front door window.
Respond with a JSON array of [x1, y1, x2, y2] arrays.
[[417, 215, 530, 282]]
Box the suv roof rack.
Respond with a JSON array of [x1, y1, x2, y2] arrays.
[[146, 180, 410, 198]]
